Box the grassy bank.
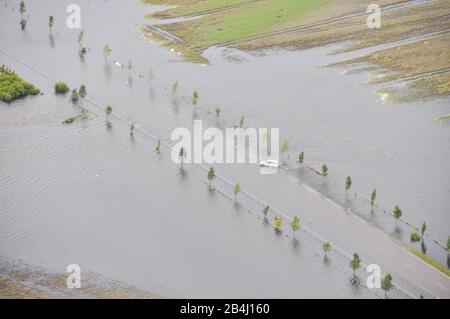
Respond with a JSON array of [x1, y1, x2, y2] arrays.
[[330, 32, 450, 102], [142, 0, 406, 51], [142, 0, 450, 101], [0, 261, 161, 299], [140, 25, 208, 64], [0, 277, 50, 299], [401, 243, 450, 277]]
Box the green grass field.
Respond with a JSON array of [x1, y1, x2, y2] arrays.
[[144, 0, 328, 49], [197, 0, 328, 46]]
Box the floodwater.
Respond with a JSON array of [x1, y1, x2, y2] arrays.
[[0, 0, 449, 298]]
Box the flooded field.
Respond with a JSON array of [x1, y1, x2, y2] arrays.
[[1, 0, 449, 298]]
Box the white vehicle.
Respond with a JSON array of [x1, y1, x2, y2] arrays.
[[259, 160, 279, 168], [113, 61, 123, 68]]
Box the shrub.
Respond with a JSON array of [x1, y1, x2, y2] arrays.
[[62, 114, 81, 124], [410, 231, 421, 242], [0, 66, 39, 102], [55, 82, 69, 94], [71, 89, 79, 102]]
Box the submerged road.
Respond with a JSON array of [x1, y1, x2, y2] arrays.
[[209, 162, 450, 298], [102, 87, 450, 298]]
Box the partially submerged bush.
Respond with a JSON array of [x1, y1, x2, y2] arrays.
[[54, 82, 69, 94], [71, 89, 79, 103], [62, 114, 82, 124], [0, 65, 40, 102], [410, 231, 421, 242]]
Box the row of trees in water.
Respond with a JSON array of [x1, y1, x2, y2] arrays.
[[54, 67, 448, 297], [53, 75, 398, 297], [297, 152, 432, 244], [205, 167, 396, 296]]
